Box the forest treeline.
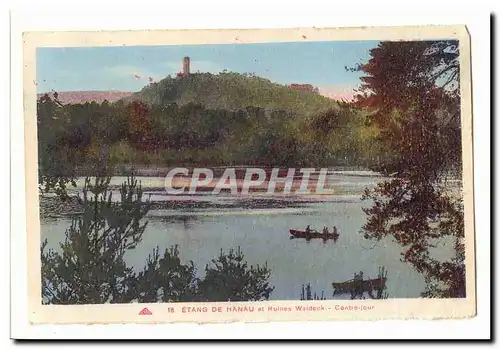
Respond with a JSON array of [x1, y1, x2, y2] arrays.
[[37, 72, 388, 182]]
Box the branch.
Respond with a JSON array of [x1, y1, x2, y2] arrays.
[[430, 64, 459, 83], [43, 282, 61, 304], [441, 70, 459, 90]]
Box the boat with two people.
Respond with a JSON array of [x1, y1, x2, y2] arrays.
[[289, 225, 340, 241]]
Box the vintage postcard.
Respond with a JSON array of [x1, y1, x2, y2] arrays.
[[23, 25, 475, 324]]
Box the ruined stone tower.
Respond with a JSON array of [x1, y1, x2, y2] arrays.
[[182, 56, 190, 75]]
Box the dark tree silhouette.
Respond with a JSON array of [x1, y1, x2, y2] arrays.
[[37, 93, 78, 199], [352, 40, 465, 298], [300, 283, 326, 301], [134, 245, 198, 303], [197, 247, 274, 302], [41, 175, 150, 304]]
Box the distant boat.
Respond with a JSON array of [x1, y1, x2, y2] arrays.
[[289, 229, 339, 240], [332, 277, 387, 296]]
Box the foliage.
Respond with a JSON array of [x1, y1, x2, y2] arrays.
[[198, 247, 274, 302], [41, 175, 149, 304], [298, 103, 384, 167], [300, 283, 326, 301], [37, 93, 78, 198], [37, 92, 383, 169], [351, 40, 462, 176], [354, 40, 465, 298], [135, 245, 198, 303], [37, 93, 118, 196]]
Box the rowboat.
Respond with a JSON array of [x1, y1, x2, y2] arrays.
[[332, 277, 387, 296], [289, 229, 339, 240]]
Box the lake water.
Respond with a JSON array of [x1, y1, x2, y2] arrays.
[[40, 171, 456, 300]]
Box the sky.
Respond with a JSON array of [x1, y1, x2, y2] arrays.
[[37, 40, 379, 100]]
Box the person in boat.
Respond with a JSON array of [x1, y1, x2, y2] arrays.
[[322, 226, 330, 235], [305, 225, 311, 234], [352, 271, 364, 299], [333, 226, 339, 236]]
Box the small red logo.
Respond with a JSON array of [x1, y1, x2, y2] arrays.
[[139, 307, 153, 315]]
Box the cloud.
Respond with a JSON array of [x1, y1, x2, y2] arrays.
[[99, 65, 171, 86], [36, 68, 87, 92], [105, 65, 159, 80], [38, 65, 165, 92], [40, 60, 227, 92], [106, 65, 141, 77], [190, 60, 225, 73], [103, 61, 226, 81], [316, 84, 359, 101]]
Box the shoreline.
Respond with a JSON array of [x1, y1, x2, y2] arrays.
[[73, 165, 379, 178], [38, 192, 363, 219]]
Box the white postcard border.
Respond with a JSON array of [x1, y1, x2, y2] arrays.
[[21, 25, 476, 325]]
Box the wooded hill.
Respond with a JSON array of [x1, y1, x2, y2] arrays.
[[125, 72, 340, 116]]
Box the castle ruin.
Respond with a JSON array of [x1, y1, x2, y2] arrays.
[[182, 56, 190, 75]]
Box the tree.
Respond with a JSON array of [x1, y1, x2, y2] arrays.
[[127, 101, 154, 151], [300, 283, 326, 301], [197, 247, 274, 302], [353, 40, 465, 298], [41, 175, 150, 304], [37, 93, 78, 199], [351, 40, 461, 176], [135, 245, 198, 303]]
